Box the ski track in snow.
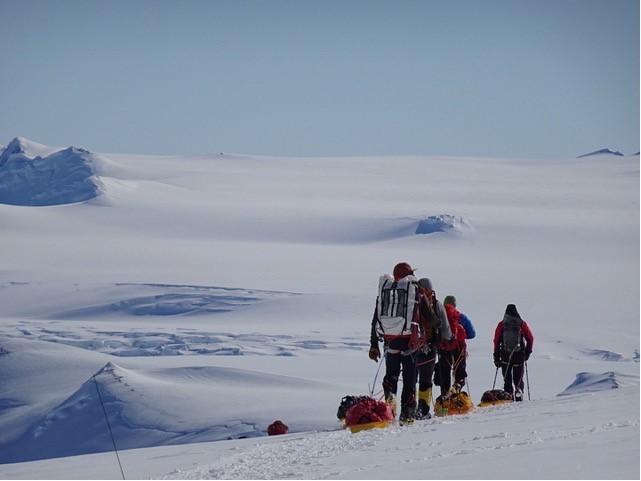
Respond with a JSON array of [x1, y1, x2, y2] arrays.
[[165, 429, 387, 480], [164, 408, 639, 480]]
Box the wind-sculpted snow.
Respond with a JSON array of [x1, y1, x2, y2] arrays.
[[0, 137, 102, 206], [1, 283, 365, 356], [580, 348, 626, 362], [49, 283, 296, 319], [9, 324, 364, 357], [415, 214, 471, 235], [557, 371, 639, 396]]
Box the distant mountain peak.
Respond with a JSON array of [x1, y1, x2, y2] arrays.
[[577, 148, 624, 158], [2, 137, 29, 157], [1, 137, 60, 161]]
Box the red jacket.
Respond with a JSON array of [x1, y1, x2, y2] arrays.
[[439, 304, 467, 351], [493, 318, 534, 354]]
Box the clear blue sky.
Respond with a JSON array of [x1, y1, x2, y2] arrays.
[[1, 0, 638, 158]]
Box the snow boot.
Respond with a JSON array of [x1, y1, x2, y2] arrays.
[[514, 389, 523, 402], [399, 406, 415, 425], [416, 387, 432, 420]]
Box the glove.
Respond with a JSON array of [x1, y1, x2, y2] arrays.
[[525, 352, 531, 361], [493, 355, 501, 368], [369, 347, 380, 362]]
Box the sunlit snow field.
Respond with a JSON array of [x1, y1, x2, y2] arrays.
[[0, 138, 638, 479]]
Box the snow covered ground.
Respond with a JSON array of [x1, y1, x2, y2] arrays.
[[0, 137, 638, 479]]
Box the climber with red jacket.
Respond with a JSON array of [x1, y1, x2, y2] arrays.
[[435, 295, 476, 397], [493, 304, 534, 401]]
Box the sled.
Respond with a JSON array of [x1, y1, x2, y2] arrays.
[[340, 395, 395, 433], [347, 421, 391, 433], [478, 399, 512, 408], [478, 389, 514, 407], [434, 390, 474, 417]]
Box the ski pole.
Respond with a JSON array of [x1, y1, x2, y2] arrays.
[[525, 360, 531, 401], [492, 366, 499, 390], [369, 347, 386, 397], [465, 363, 473, 402]]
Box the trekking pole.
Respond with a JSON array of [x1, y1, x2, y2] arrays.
[[466, 370, 473, 403], [369, 347, 386, 397], [492, 366, 499, 390], [525, 360, 531, 401]]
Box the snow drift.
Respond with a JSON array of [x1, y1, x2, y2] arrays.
[[0, 137, 102, 206]]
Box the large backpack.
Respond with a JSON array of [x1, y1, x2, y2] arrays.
[[418, 293, 440, 343], [376, 274, 419, 338], [502, 315, 523, 353], [440, 303, 462, 351]]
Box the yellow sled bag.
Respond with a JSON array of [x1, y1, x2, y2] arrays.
[[434, 390, 474, 416]]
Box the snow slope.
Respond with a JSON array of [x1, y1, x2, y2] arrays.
[[0, 138, 638, 479]]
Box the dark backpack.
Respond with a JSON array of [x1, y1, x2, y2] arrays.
[[418, 292, 439, 343], [502, 315, 523, 353]]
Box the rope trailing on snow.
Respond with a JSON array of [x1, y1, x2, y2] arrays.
[[93, 374, 126, 480]]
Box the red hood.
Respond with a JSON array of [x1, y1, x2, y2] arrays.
[[444, 303, 458, 317]]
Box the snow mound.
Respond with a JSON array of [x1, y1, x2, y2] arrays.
[[577, 148, 625, 158], [557, 371, 640, 396], [580, 348, 627, 362], [415, 214, 471, 235], [0, 137, 102, 206], [0, 361, 340, 464]]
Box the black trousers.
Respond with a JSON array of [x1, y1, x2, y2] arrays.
[[500, 350, 526, 393], [417, 343, 437, 392], [383, 337, 417, 414], [436, 348, 467, 396]]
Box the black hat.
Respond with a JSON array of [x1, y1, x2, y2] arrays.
[[505, 304, 520, 317]]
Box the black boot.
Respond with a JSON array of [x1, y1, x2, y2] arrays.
[[416, 399, 432, 420], [399, 406, 415, 425]]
